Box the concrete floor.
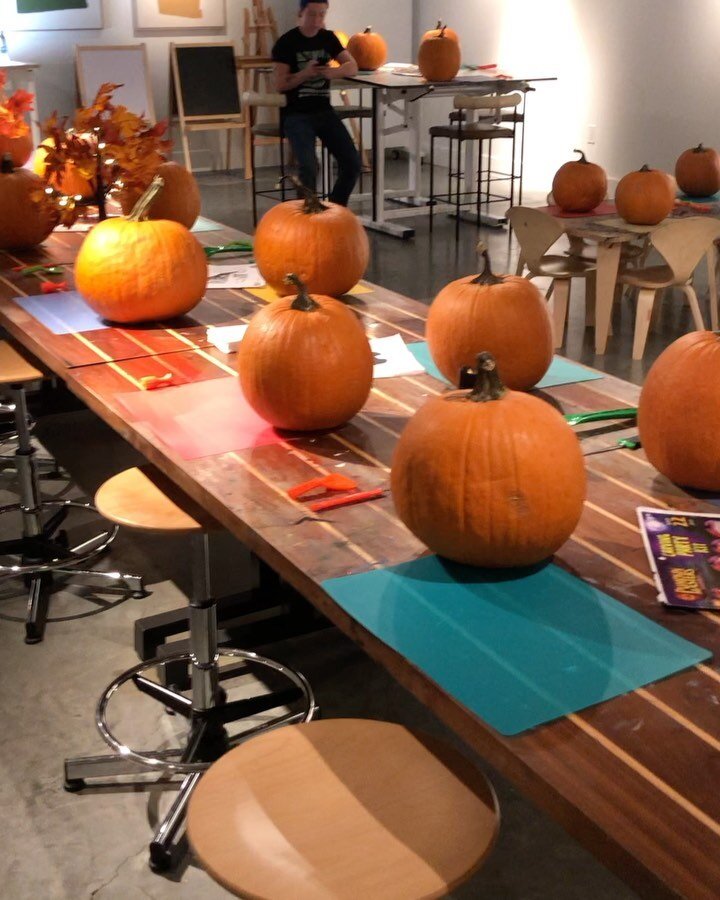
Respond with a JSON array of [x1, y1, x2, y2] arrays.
[[2, 161, 702, 898]]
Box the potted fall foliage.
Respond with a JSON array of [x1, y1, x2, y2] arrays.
[[0, 71, 35, 167]]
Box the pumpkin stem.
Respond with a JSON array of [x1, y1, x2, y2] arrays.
[[364, 25, 372, 32], [279, 175, 329, 213], [439, 25, 447, 38], [639, 164, 652, 173], [471, 243, 504, 286], [127, 175, 164, 222], [1, 153, 13, 174], [285, 274, 320, 311], [694, 143, 705, 153], [435, 19, 442, 28], [573, 148, 589, 164], [462, 352, 507, 403]]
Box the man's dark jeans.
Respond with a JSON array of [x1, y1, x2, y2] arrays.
[[283, 107, 361, 206]]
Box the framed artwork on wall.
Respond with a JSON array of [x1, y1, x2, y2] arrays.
[[133, 0, 227, 32], [6, 0, 104, 31]]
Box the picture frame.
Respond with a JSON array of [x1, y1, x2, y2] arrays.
[[6, 0, 104, 32], [133, 0, 227, 34], [75, 44, 156, 122]]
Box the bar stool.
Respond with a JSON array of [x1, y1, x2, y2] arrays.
[[64, 465, 317, 873], [0, 341, 143, 643], [242, 90, 288, 225], [188, 718, 499, 899]]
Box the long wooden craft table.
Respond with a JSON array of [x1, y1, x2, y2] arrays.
[[2, 222, 720, 900]]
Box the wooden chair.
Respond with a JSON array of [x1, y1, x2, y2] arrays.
[[507, 206, 597, 347], [242, 90, 287, 224], [187, 718, 500, 900], [618, 217, 720, 359], [64, 465, 317, 872]]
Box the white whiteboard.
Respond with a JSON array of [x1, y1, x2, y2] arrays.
[[75, 45, 156, 122]]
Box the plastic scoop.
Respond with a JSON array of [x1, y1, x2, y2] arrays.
[[287, 473, 358, 500], [564, 407, 637, 426]]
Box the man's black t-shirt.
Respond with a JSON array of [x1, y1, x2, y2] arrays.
[[272, 27, 344, 113]]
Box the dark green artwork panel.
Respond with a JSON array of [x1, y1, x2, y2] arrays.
[[17, 0, 88, 13]]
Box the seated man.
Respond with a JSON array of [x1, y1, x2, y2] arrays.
[[272, 0, 361, 206]]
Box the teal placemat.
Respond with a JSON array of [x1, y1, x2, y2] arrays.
[[191, 216, 223, 233], [322, 556, 710, 735], [407, 341, 602, 390]]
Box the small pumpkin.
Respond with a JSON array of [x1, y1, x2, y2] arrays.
[[238, 274, 373, 431], [0, 128, 33, 168], [74, 175, 207, 324], [118, 161, 201, 229], [426, 245, 553, 390], [615, 164, 675, 225], [254, 180, 369, 297], [347, 27, 388, 71], [32, 136, 96, 199], [638, 331, 720, 491], [674, 143, 720, 198], [421, 20, 460, 44], [0, 154, 57, 249], [391, 352, 586, 567], [417, 26, 461, 82], [551, 149, 607, 213]]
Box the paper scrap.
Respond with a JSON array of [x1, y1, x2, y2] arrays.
[[206, 323, 248, 354], [207, 264, 265, 289], [371, 334, 426, 379]]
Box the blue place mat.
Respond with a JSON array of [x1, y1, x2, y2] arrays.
[[407, 341, 602, 390], [677, 192, 720, 203], [322, 555, 710, 735], [191, 216, 223, 233], [14, 291, 108, 335]]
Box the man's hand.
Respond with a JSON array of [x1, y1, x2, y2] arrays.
[[300, 59, 325, 81]]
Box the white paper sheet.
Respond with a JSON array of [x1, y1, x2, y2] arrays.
[[206, 324, 248, 354], [207, 264, 265, 289], [371, 334, 426, 379]]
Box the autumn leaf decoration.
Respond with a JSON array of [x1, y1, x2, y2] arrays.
[[38, 82, 172, 227], [0, 71, 34, 139]]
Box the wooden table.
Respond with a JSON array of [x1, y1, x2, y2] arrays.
[[2, 221, 720, 900]]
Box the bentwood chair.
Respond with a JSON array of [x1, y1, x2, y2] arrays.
[[507, 206, 597, 347], [617, 217, 720, 359], [241, 91, 287, 225]]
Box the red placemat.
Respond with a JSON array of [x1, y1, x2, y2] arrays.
[[116, 376, 284, 459]]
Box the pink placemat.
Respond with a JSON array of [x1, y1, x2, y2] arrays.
[[116, 376, 284, 459], [538, 201, 617, 218]]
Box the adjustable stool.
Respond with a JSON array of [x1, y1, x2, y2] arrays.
[[0, 341, 143, 643], [64, 465, 317, 872], [188, 718, 500, 900]]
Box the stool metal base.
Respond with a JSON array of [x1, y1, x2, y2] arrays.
[[64, 648, 317, 872]]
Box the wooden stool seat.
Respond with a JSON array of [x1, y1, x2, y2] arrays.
[[0, 341, 42, 385], [187, 718, 499, 900], [95, 465, 217, 533]]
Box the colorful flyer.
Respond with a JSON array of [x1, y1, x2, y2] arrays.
[[637, 507, 720, 609]]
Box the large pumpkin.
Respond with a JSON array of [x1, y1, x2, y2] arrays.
[[675, 143, 720, 198], [615, 164, 675, 225], [0, 154, 57, 249], [421, 21, 460, 44], [551, 149, 607, 213], [638, 331, 720, 491], [238, 274, 373, 431], [33, 137, 96, 199], [74, 176, 207, 323], [347, 27, 388, 71], [391, 352, 586, 567], [426, 246, 552, 390], [0, 128, 33, 168], [254, 183, 369, 297], [417, 26, 461, 82], [118, 161, 201, 229]]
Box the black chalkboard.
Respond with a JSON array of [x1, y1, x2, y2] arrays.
[[173, 44, 241, 118]]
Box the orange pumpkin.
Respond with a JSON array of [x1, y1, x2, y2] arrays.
[[551, 149, 607, 213], [238, 274, 373, 431], [33, 137, 96, 199], [417, 26, 461, 82], [0, 154, 57, 249], [638, 331, 720, 491], [347, 27, 388, 71], [334, 30, 350, 48], [391, 352, 586, 567], [74, 176, 207, 323], [675, 143, 720, 198], [615, 164, 675, 225], [0, 128, 33, 168], [118, 161, 201, 229], [421, 21, 460, 44], [254, 183, 369, 297], [426, 246, 553, 390]]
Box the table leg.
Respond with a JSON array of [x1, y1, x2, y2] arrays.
[[594, 242, 622, 355], [706, 246, 718, 332]]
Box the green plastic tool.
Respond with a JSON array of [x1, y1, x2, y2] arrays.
[[564, 407, 638, 426], [203, 241, 253, 258]]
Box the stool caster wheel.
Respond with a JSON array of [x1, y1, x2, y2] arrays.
[[64, 777, 86, 793], [149, 843, 174, 873], [132, 589, 149, 599]]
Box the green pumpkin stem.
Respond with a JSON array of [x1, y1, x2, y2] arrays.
[[573, 148, 589, 164], [127, 175, 164, 222], [471, 243, 504, 286], [279, 175, 329, 213], [465, 352, 507, 402], [286, 274, 320, 311], [1, 153, 13, 173]]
